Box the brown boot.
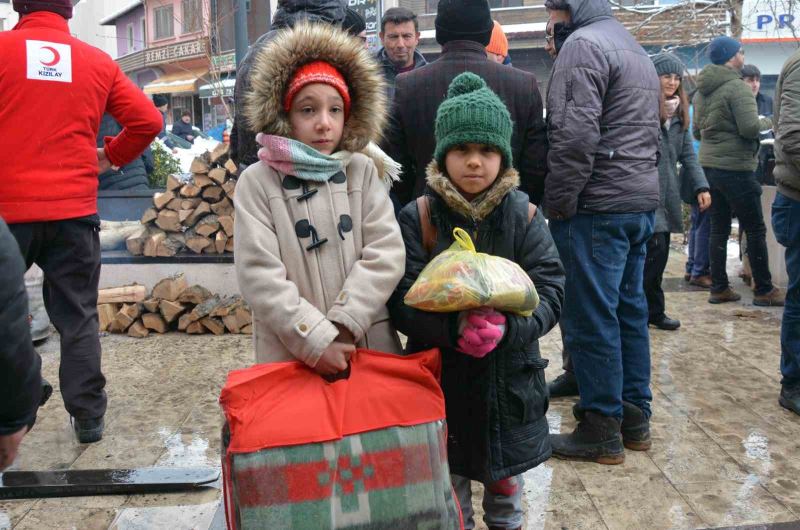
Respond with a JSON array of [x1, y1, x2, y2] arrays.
[[683, 273, 691, 282], [709, 287, 741, 304], [753, 288, 785, 307], [689, 275, 712, 288]]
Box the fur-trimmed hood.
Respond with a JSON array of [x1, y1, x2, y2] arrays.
[[244, 21, 388, 153], [425, 161, 520, 221]]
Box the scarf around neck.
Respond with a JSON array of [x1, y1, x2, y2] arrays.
[[256, 133, 352, 182], [664, 96, 680, 123]]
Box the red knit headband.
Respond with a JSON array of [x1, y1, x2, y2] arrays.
[[283, 61, 351, 118]]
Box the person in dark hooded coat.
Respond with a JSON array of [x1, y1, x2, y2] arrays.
[[96, 114, 153, 191]]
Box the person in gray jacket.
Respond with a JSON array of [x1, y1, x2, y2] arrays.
[[544, 0, 660, 464], [644, 53, 711, 331]]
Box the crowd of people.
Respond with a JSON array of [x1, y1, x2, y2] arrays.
[[0, 0, 798, 528]]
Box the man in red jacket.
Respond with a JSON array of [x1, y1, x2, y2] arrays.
[[0, 0, 162, 443]]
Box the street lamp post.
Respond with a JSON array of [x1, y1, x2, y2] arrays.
[[234, 0, 249, 66]]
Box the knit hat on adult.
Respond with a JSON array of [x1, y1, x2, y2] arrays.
[[13, 0, 74, 18], [435, 0, 494, 46], [434, 72, 513, 168], [283, 61, 352, 118], [708, 36, 741, 65], [486, 21, 509, 58], [652, 53, 684, 77]]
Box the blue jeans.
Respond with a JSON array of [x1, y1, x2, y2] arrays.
[[772, 192, 800, 389], [550, 212, 655, 419], [686, 204, 711, 277]]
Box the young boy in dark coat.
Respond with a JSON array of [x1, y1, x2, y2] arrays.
[[389, 72, 565, 530]]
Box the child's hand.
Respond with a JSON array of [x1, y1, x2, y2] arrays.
[[456, 308, 507, 358], [314, 341, 355, 375], [334, 323, 355, 345]]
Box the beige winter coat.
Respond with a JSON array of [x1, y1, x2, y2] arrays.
[[234, 22, 404, 365]]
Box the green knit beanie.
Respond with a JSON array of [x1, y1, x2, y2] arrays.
[[434, 72, 513, 169]]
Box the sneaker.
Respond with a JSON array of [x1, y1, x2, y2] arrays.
[[709, 288, 741, 304], [550, 411, 624, 465], [548, 371, 579, 398], [72, 416, 104, 444], [649, 315, 681, 331], [753, 288, 785, 307], [40, 378, 53, 407], [779, 386, 800, 416], [689, 275, 712, 289], [572, 402, 651, 451]]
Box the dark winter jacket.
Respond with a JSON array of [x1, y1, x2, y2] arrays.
[[544, 0, 660, 221], [692, 65, 774, 172], [757, 92, 774, 118], [773, 48, 800, 202], [383, 40, 548, 207], [376, 47, 427, 101], [389, 165, 565, 482], [157, 111, 176, 150], [171, 120, 196, 143], [96, 115, 152, 191], [0, 218, 42, 435], [230, 0, 347, 169], [657, 115, 708, 233]]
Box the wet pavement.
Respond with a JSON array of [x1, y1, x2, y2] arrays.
[[1, 240, 798, 529]]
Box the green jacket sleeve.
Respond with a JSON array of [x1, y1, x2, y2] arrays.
[[730, 81, 766, 140], [777, 63, 800, 163]]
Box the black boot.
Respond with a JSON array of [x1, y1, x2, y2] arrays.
[[779, 385, 800, 416], [649, 315, 681, 331], [573, 402, 651, 451], [72, 416, 104, 444], [550, 411, 624, 464], [548, 371, 579, 398]]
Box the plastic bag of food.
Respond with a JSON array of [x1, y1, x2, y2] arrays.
[[404, 228, 539, 316]]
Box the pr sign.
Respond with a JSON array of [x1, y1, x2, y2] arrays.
[[741, 0, 799, 42]]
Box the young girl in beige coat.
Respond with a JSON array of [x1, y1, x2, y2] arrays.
[[234, 22, 405, 373]]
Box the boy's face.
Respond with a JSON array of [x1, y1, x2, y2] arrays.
[[288, 83, 345, 155], [444, 143, 502, 201]]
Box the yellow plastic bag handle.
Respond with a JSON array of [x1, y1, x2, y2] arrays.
[[452, 227, 476, 253]]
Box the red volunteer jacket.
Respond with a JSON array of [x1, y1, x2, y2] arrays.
[[0, 12, 163, 223]]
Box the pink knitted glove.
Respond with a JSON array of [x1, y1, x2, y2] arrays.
[[456, 308, 507, 358]]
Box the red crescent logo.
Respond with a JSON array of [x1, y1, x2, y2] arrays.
[[40, 46, 60, 67]]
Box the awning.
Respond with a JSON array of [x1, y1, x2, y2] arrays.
[[143, 69, 208, 95], [198, 78, 236, 99]]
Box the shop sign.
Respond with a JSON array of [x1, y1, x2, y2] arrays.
[[212, 53, 236, 73], [347, 0, 381, 35], [145, 40, 207, 65], [742, 0, 799, 42]]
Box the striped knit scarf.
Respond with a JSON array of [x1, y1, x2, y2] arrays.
[[256, 133, 351, 182]]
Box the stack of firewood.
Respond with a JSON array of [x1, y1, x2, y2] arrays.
[[97, 274, 252, 338], [127, 143, 238, 257]]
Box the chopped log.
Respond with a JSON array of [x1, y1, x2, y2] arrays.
[[98, 285, 147, 305], [222, 180, 236, 199], [224, 158, 238, 175], [210, 197, 233, 217], [177, 313, 194, 331], [179, 209, 193, 224], [159, 299, 186, 323], [142, 313, 168, 333], [155, 210, 182, 232], [143, 229, 166, 257], [209, 168, 227, 185], [151, 273, 188, 302], [178, 285, 212, 305], [114, 303, 141, 332], [214, 231, 228, 254], [97, 303, 119, 332], [225, 237, 234, 253], [166, 174, 183, 192], [195, 215, 220, 237], [140, 207, 158, 224], [181, 198, 202, 210], [210, 296, 240, 317], [201, 316, 226, 335], [165, 198, 184, 211], [185, 229, 212, 254], [202, 186, 224, 203], [209, 142, 229, 164], [156, 233, 185, 257], [153, 191, 175, 210], [222, 314, 241, 334], [142, 298, 160, 313], [180, 183, 202, 198], [190, 157, 210, 174], [184, 202, 211, 227], [186, 321, 206, 334], [127, 320, 149, 338], [218, 215, 234, 237], [240, 324, 253, 335], [188, 295, 221, 322], [203, 243, 218, 254], [193, 174, 214, 188], [126, 231, 147, 256], [223, 306, 251, 332]]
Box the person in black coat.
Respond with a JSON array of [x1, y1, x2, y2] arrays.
[[0, 217, 43, 470], [96, 114, 152, 190], [171, 110, 196, 143], [389, 73, 564, 530]]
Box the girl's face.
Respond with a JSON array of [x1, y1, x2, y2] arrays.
[[288, 83, 345, 155], [660, 73, 681, 98], [444, 143, 502, 201]]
